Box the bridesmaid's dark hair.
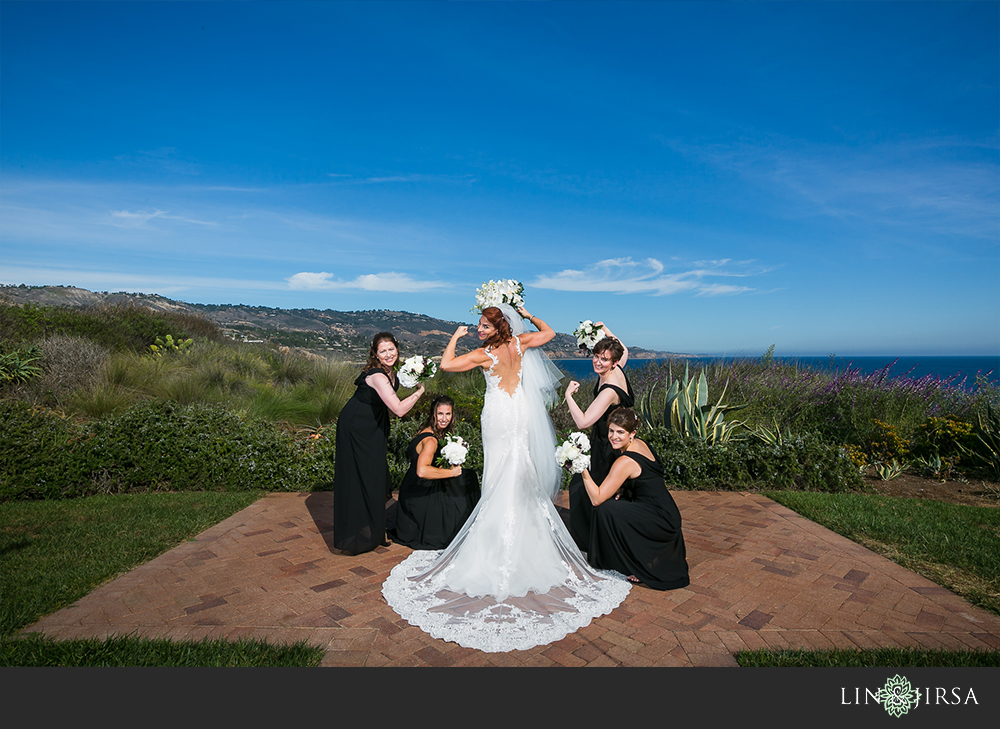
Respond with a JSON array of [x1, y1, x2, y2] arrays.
[[608, 407, 641, 433], [480, 307, 512, 348], [365, 332, 400, 375], [609, 406, 642, 501], [593, 337, 625, 364], [421, 395, 456, 437]]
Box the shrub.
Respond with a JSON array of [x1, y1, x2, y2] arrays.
[[0, 401, 336, 501], [0, 302, 219, 353], [865, 419, 910, 463], [911, 415, 974, 460], [6, 335, 110, 407], [960, 403, 1000, 482], [0, 403, 97, 500], [82, 402, 327, 495], [643, 427, 863, 492]]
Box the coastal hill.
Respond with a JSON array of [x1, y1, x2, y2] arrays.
[[0, 284, 682, 362]]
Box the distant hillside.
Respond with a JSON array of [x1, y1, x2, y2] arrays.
[[0, 284, 682, 362]]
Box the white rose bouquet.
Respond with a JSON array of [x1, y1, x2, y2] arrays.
[[397, 355, 437, 388], [555, 431, 591, 474], [472, 279, 525, 314], [435, 434, 469, 467], [574, 320, 606, 355]]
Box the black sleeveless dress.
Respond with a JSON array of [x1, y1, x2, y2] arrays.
[[393, 432, 481, 550], [568, 366, 634, 552], [588, 449, 690, 591], [333, 367, 397, 555]]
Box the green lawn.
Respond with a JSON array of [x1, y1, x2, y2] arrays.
[[764, 490, 1000, 618], [0, 491, 322, 667], [3, 489, 998, 667]]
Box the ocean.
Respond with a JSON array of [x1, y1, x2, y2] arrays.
[[552, 355, 1000, 390]]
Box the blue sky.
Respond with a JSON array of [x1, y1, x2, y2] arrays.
[[2, 1, 997, 356]]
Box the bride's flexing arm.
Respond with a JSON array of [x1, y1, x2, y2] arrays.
[[516, 306, 555, 349], [440, 326, 493, 373]]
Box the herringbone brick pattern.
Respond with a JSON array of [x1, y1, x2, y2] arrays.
[[22, 491, 1000, 666]]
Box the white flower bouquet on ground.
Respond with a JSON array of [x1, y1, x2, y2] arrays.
[[555, 431, 591, 474], [574, 320, 606, 355], [397, 355, 437, 388], [472, 279, 525, 314], [435, 434, 469, 467]]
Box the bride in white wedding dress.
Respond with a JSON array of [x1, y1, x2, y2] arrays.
[[382, 303, 630, 653]]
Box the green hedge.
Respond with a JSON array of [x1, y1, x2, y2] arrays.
[[0, 401, 335, 500], [642, 427, 863, 492], [2, 401, 863, 502]]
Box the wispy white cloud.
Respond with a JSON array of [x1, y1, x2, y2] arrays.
[[660, 135, 1000, 243], [358, 173, 477, 185], [109, 209, 167, 226], [324, 171, 475, 183], [108, 209, 216, 228], [287, 271, 449, 293], [0, 176, 451, 261], [696, 283, 753, 296], [531, 257, 764, 296]]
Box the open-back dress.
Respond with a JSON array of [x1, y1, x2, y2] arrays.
[[382, 333, 630, 652]]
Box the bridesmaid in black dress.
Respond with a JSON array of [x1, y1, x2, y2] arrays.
[[563, 324, 634, 552], [392, 395, 481, 550], [334, 332, 424, 556], [581, 407, 689, 590]]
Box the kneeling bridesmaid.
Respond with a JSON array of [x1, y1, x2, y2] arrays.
[[392, 395, 480, 550], [581, 407, 690, 590]]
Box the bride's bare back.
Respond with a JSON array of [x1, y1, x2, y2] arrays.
[[485, 337, 522, 395]]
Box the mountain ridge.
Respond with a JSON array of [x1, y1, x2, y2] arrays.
[[0, 284, 684, 362]]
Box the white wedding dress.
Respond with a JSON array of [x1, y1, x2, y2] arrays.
[[383, 308, 630, 653]]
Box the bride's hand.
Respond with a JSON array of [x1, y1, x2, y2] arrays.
[[453, 325, 469, 338], [516, 306, 531, 320]]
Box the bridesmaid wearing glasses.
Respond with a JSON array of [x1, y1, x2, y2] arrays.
[[563, 322, 634, 553]]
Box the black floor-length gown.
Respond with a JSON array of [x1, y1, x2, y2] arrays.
[[587, 449, 690, 590], [393, 432, 480, 550], [333, 367, 397, 555], [568, 366, 634, 552]]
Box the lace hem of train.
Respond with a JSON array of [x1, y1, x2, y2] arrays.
[[382, 550, 631, 653]]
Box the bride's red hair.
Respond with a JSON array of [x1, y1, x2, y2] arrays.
[[480, 307, 512, 348]]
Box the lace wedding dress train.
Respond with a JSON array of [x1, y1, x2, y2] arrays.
[[383, 324, 630, 653]]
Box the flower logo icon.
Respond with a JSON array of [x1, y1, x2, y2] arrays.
[[877, 675, 919, 717]]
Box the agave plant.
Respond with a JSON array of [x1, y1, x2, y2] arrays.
[[959, 403, 1000, 481], [909, 453, 958, 482], [752, 416, 795, 447], [637, 362, 749, 445], [874, 459, 905, 481], [0, 346, 43, 385]]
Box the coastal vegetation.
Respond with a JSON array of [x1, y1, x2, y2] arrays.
[[1, 299, 997, 666]]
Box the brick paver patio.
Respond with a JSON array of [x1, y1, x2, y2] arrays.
[[22, 491, 1000, 666]]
